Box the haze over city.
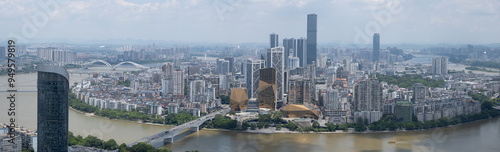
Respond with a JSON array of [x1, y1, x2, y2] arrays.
[[1, 0, 499, 44]]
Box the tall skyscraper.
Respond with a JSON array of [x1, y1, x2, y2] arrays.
[[37, 65, 69, 152], [268, 47, 285, 101], [224, 57, 235, 73], [373, 33, 380, 62], [306, 14, 317, 65], [246, 58, 265, 99], [432, 57, 448, 75], [283, 38, 297, 67], [297, 38, 307, 67], [258, 68, 277, 111], [270, 33, 279, 48]]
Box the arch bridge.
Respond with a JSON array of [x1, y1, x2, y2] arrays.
[[80, 60, 148, 70]]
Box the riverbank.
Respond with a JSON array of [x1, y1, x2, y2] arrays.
[[200, 116, 500, 135], [69, 107, 175, 128]]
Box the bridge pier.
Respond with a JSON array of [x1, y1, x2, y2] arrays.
[[190, 126, 199, 132], [165, 136, 174, 144]]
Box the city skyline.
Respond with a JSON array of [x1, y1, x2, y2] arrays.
[[1, 0, 499, 44]]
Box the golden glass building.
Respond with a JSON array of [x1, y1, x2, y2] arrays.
[[258, 68, 277, 110], [230, 88, 248, 111], [280, 104, 320, 119]]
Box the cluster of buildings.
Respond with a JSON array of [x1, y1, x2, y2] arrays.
[[0, 124, 37, 152], [37, 47, 76, 64]]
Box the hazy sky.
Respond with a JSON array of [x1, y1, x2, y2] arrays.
[[1, 0, 499, 44]]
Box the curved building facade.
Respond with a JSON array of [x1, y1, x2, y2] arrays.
[[230, 88, 248, 111], [258, 68, 277, 110], [280, 104, 319, 119], [37, 65, 69, 152]]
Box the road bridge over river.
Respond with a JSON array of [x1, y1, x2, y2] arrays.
[[128, 108, 230, 148]]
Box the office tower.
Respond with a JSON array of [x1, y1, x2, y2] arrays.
[[297, 38, 307, 67], [258, 68, 277, 111], [270, 33, 279, 48], [190, 80, 206, 102], [37, 65, 69, 152], [172, 69, 184, 98], [353, 75, 383, 112], [246, 58, 265, 99], [230, 88, 248, 111], [373, 33, 380, 62], [413, 83, 426, 103], [217, 58, 230, 74], [268, 47, 285, 101], [224, 57, 235, 73], [432, 57, 448, 75], [283, 38, 297, 67], [307, 14, 317, 65]]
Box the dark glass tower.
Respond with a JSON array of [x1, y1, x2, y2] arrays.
[[270, 33, 279, 48], [37, 65, 69, 152], [306, 14, 317, 65], [297, 38, 307, 67], [373, 33, 380, 62]]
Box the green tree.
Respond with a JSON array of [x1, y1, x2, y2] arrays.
[[312, 121, 320, 128], [130, 142, 155, 152], [250, 123, 257, 130], [82, 135, 104, 149], [220, 95, 230, 104], [104, 139, 119, 150]]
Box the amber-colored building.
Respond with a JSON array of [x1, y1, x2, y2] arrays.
[[230, 88, 248, 111], [258, 68, 277, 110], [280, 104, 320, 119]]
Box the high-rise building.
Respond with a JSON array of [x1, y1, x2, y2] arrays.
[[37, 65, 69, 152], [268, 47, 285, 101], [297, 38, 307, 67], [258, 68, 277, 111], [270, 33, 279, 48], [217, 58, 230, 74], [432, 57, 448, 75], [224, 57, 235, 73], [283, 38, 297, 67], [353, 75, 383, 123], [172, 69, 184, 98], [373, 33, 380, 62], [324, 88, 339, 110], [37, 47, 76, 63], [413, 83, 426, 103], [307, 14, 317, 65], [353, 75, 383, 112], [190, 80, 206, 102], [246, 58, 265, 99]]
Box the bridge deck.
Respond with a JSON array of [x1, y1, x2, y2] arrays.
[[128, 108, 229, 147]]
